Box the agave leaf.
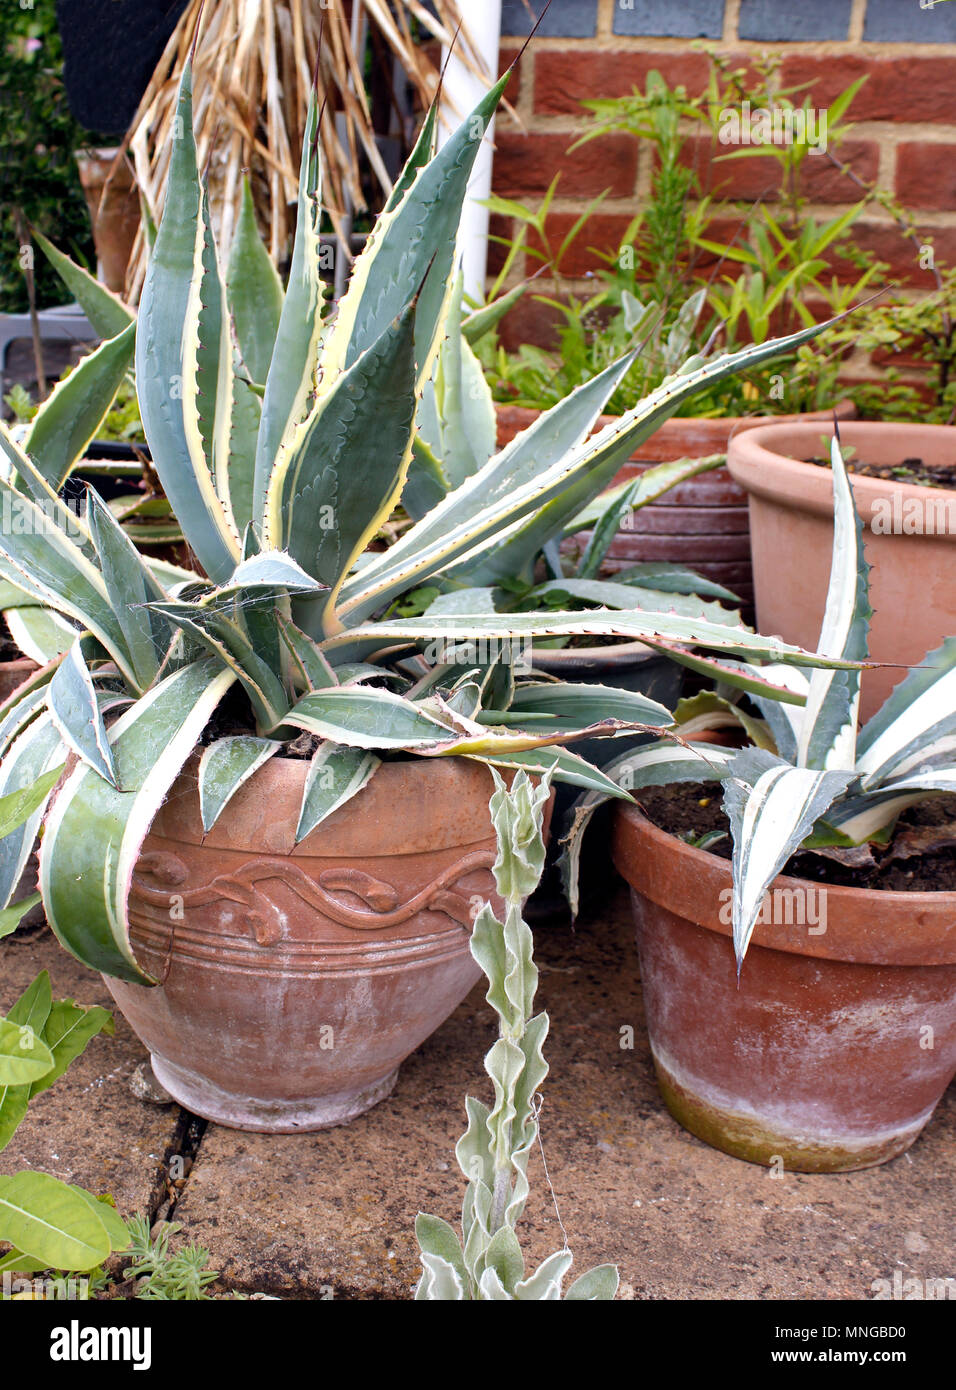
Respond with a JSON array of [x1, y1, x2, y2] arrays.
[[558, 741, 734, 914], [796, 434, 871, 772], [283, 686, 455, 749], [321, 608, 862, 672], [268, 302, 419, 632], [407, 273, 497, 518], [0, 421, 94, 548], [226, 178, 284, 386], [509, 681, 672, 730], [40, 661, 236, 982], [574, 454, 725, 581], [87, 490, 173, 692], [295, 743, 380, 842], [723, 748, 854, 969], [525, 578, 742, 626], [466, 745, 634, 799], [343, 318, 835, 620], [3, 606, 77, 665], [337, 354, 637, 623], [0, 713, 65, 909], [462, 281, 528, 346], [23, 324, 136, 492], [34, 232, 134, 339], [47, 642, 118, 786], [0, 673, 58, 761], [602, 562, 740, 602], [150, 602, 289, 733], [197, 736, 283, 832], [277, 617, 339, 691], [318, 73, 511, 396], [856, 637, 956, 789], [252, 91, 325, 529], [136, 62, 240, 584]]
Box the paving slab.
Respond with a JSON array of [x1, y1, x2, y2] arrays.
[[0, 926, 182, 1220], [170, 889, 956, 1300]]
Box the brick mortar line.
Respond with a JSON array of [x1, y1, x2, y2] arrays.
[[504, 115, 956, 140], [493, 191, 956, 227], [500, 36, 956, 55]]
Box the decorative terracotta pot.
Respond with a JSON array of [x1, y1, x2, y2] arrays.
[[106, 756, 521, 1133], [495, 403, 855, 613], [727, 421, 956, 722], [612, 805, 956, 1173]]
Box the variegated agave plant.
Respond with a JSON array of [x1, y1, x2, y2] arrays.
[[0, 59, 853, 985], [563, 432, 956, 971]]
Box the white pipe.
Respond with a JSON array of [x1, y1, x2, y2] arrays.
[[440, 0, 502, 303]]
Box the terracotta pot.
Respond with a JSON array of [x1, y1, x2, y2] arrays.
[[75, 149, 140, 296], [727, 421, 956, 722], [612, 805, 956, 1172], [106, 756, 525, 1133], [496, 403, 855, 613], [0, 657, 39, 706]]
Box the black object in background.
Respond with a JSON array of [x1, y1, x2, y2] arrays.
[[56, 0, 191, 137]]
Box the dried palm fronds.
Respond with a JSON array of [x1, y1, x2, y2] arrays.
[[118, 0, 488, 301]]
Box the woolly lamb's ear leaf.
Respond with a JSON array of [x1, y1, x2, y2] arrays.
[[564, 1263, 620, 1301], [482, 1225, 525, 1297], [796, 433, 871, 772], [416, 1252, 467, 1301], [476, 1265, 513, 1300], [723, 747, 854, 970], [414, 1212, 468, 1290], [198, 736, 283, 832], [514, 1249, 574, 1301]]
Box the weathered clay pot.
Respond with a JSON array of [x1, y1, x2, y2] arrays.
[[612, 805, 956, 1173], [727, 421, 956, 722], [496, 403, 855, 613], [106, 756, 516, 1133]]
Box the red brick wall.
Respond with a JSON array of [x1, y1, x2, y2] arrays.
[[491, 0, 956, 399]]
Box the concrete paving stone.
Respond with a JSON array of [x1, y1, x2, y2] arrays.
[[0, 926, 182, 1220], [170, 888, 956, 1300]]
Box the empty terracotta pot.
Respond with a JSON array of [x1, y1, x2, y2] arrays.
[[727, 421, 956, 722], [612, 805, 956, 1172], [106, 756, 517, 1133]]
